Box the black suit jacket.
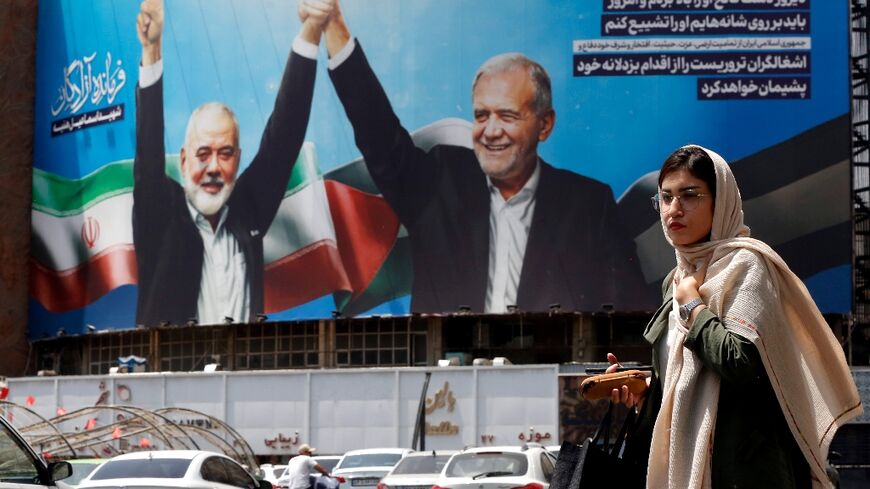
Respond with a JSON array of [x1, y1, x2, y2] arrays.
[[330, 43, 653, 313], [133, 51, 317, 325]]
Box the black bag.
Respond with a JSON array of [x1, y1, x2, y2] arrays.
[[551, 401, 646, 489]]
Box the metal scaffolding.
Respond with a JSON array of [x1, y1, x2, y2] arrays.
[[0, 401, 258, 472], [853, 0, 870, 364]]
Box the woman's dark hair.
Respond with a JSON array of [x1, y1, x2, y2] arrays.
[[658, 146, 717, 198]]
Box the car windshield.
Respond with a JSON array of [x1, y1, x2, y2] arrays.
[[64, 462, 104, 485], [445, 453, 527, 478], [272, 468, 284, 478], [390, 455, 451, 475], [90, 459, 190, 479], [337, 454, 402, 469]]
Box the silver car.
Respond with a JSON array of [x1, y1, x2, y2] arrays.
[[333, 449, 413, 489], [377, 451, 455, 489], [432, 444, 556, 489], [79, 450, 270, 489]]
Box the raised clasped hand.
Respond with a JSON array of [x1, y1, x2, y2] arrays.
[[297, 0, 337, 26], [137, 0, 164, 46]]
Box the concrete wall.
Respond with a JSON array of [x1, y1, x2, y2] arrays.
[[6, 365, 561, 456]]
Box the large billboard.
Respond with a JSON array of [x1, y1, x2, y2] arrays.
[[30, 0, 850, 337]]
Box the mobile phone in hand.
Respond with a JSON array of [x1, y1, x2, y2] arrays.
[[585, 365, 653, 375]]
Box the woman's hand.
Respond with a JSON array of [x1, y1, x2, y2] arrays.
[[674, 263, 705, 304], [605, 352, 647, 408]]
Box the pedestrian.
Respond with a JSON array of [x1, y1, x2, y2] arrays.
[[286, 444, 331, 489], [607, 145, 861, 488]]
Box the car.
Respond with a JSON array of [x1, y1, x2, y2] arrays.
[[431, 444, 556, 489], [376, 450, 456, 489], [56, 459, 107, 489], [259, 464, 288, 485], [0, 413, 72, 489], [78, 450, 271, 489], [332, 448, 414, 489], [312, 456, 342, 475]]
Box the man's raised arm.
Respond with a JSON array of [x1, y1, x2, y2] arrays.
[[137, 0, 163, 67], [133, 0, 169, 222]]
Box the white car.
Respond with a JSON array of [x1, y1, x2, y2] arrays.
[[333, 448, 413, 489], [376, 450, 455, 489], [432, 444, 556, 489], [79, 450, 270, 489], [260, 464, 288, 485], [312, 456, 342, 475], [0, 414, 72, 489]]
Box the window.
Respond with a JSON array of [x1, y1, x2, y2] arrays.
[[220, 458, 257, 489], [87, 331, 149, 374], [335, 318, 419, 367], [336, 453, 403, 469], [390, 455, 451, 475], [539, 452, 555, 483], [0, 424, 40, 484], [444, 452, 528, 478], [90, 458, 190, 479], [312, 457, 340, 472], [159, 328, 227, 372], [235, 322, 319, 370], [63, 462, 104, 486], [201, 457, 229, 485]]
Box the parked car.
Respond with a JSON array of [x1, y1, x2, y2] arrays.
[[376, 450, 455, 489], [56, 459, 107, 489], [0, 414, 72, 489], [78, 450, 270, 489], [432, 444, 556, 489], [259, 464, 287, 485], [333, 448, 413, 489], [312, 456, 342, 475]]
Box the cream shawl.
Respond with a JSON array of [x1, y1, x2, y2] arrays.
[[645, 145, 862, 489]]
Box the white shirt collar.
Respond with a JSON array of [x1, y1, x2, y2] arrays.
[[186, 199, 229, 234], [487, 159, 542, 204]]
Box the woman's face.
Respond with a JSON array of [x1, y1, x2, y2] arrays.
[[659, 169, 714, 246]]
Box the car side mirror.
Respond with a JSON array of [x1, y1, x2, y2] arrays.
[[48, 461, 72, 482], [259, 480, 273, 489]]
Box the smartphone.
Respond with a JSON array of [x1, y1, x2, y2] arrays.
[[585, 365, 653, 374]]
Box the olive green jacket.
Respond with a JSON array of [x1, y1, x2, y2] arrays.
[[626, 270, 810, 489]]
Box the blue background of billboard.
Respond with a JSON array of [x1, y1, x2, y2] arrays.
[[30, 0, 849, 336]]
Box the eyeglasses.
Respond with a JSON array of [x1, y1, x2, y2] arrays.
[[651, 191, 710, 212]]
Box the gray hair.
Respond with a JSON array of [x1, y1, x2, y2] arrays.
[[472, 53, 553, 115], [183, 102, 240, 150]]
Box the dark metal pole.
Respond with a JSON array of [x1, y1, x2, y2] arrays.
[[411, 372, 432, 450]]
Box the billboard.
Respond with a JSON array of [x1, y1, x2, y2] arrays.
[[30, 0, 850, 337]]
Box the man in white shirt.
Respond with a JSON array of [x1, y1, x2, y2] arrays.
[[132, 0, 336, 326], [286, 444, 331, 489]]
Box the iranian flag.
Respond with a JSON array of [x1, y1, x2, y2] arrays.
[[30, 118, 471, 320]]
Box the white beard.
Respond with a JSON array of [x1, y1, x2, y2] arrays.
[[184, 176, 234, 218]]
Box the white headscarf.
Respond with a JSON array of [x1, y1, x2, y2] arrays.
[[646, 145, 862, 489]]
